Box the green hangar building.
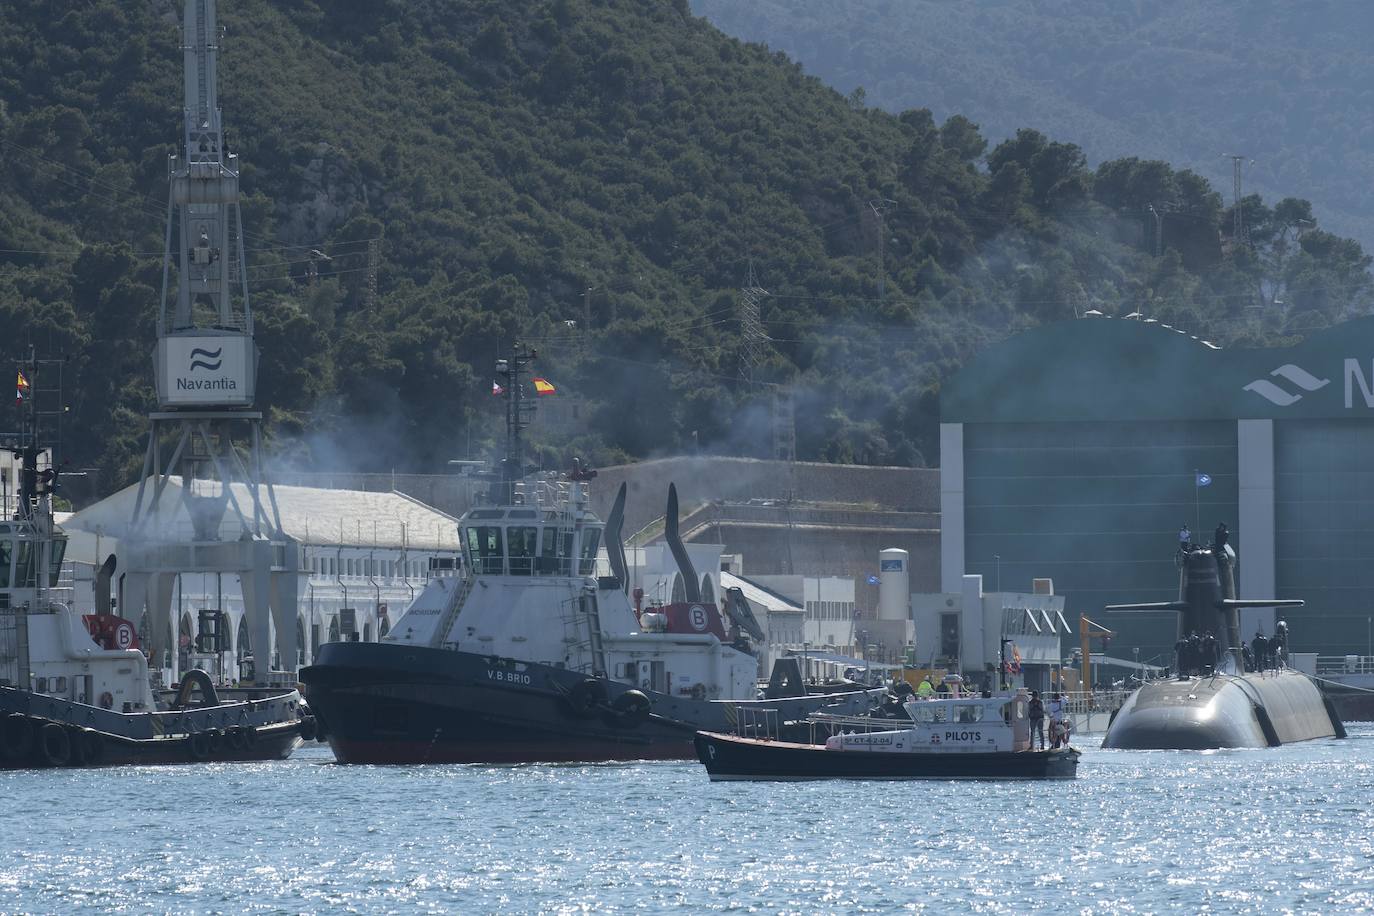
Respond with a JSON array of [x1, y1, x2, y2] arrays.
[[939, 315, 1374, 669]]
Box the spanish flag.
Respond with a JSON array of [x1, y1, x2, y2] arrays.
[[16, 370, 30, 406], [532, 377, 556, 396]]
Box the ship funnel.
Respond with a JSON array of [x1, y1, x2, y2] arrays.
[[664, 483, 700, 602], [604, 482, 629, 594], [95, 554, 117, 617]]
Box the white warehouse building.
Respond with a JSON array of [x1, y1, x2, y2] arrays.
[[60, 480, 461, 684]]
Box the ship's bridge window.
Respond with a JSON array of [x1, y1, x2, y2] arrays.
[[14, 542, 37, 589], [507, 527, 538, 576], [954, 704, 985, 724], [538, 528, 573, 575], [508, 509, 537, 519], [911, 704, 948, 724], [578, 528, 601, 576], [469, 509, 505, 520], [467, 526, 505, 575], [48, 538, 66, 587]]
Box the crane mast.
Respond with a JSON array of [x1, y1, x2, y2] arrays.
[[124, 0, 296, 689]]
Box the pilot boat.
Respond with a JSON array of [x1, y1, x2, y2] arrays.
[[694, 690, 1081, 781], [1, 369, 310, 769], [299, 346, 881, 763]]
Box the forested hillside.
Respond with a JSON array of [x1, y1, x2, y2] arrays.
[[1, 0, 1369, 505], [693, 0, 1374, 251]]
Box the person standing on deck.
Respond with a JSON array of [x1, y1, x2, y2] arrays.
[[1027, 691, 1046, 751]]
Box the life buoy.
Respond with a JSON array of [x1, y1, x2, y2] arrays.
[[98, 692, 114, 710], [563, 679, 608, 718], [188, 731, 211, 761], [2, 713, 35, 761], [689, 683, 707, 702], [38, 721, 72, 767]]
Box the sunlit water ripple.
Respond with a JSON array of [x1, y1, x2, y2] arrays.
[[3, 725, 1373, 913]]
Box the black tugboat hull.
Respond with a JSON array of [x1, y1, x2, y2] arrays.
[[300, 641, 882, 764], [0, 713, 302, 770], [693, 731, 1080, 781]]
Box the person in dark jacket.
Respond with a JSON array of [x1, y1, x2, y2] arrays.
[[1201, 632, 1218, 675], [1027, 691, 1046, 750]]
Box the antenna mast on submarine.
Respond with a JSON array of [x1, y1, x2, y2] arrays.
[[124, 0, 296, 687]]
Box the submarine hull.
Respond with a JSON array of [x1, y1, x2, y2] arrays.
[[1103, 669, 1342, 750]]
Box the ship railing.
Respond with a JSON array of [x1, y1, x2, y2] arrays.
[[1315, 655, 1374, 676], [734, 706, 781, 740]]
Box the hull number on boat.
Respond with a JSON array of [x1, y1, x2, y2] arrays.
[[486, 669, 532, 686]]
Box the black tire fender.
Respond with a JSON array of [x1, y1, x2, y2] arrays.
[[80, 729, 105, 766], [564, 679, 608, 718], [38, 721, 72, 767], [606, 689, 652, 729]]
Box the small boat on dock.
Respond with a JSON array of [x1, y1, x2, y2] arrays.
[[694, 690, 1080, 781]]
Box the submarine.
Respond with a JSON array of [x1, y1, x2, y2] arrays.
[[1101, 530, 1346, 750]]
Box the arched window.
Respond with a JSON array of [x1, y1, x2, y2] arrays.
[[671, 574, 686, 603], [328, 616, 341, 643], [296, 616, 306, 666], [237, 616, 251, 660], [700, 575, 715, 606], [220, 611, 233, 655], [363, 622, 373, 642]]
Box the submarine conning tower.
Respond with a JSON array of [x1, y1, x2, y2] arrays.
[[1109, 533, 1302, 675]]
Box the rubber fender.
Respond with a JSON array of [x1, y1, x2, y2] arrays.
[[188, 731, 211, 761], [564, 679, 608, 718], [226, 726, 249, 751], [1, 713, 36, 761], [206, 729, 226, 754], [606, 690, 651, 729], [1252, 703, 1282, 747], [297, 716, 318, 741], [64, 725, 89, 766], [1322, 696, 1348, 740], [80, 729, 105, 766], [241, 725, 258, 748], [38, 721, 72, 767]]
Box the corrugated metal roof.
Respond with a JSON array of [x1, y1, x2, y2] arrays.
[[65, 478, 460, 551]]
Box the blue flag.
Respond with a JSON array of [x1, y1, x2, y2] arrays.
[[1196, 472, 1212, 487], [866, 575, 880, 585]]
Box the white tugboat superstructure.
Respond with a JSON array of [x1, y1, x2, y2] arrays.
[[300, 344, 882, 763]]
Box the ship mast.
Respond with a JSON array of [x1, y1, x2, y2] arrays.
[[494, 343, 538, 504]]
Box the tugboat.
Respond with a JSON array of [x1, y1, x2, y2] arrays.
[[694, 689, 1080, 781], [299, 345, 882, 763], [0, 363, 310, 769]]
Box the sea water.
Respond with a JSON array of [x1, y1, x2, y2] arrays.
[[2, 725, 1372, 914]]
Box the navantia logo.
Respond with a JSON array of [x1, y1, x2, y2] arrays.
[[1242, 364, 1330, 406], [188, 347, 223, 372]]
